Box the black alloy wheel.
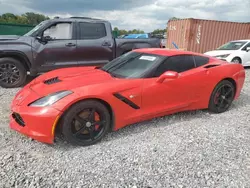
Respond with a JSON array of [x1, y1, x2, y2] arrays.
[[0, 58, 27, 88], [231, 57, 241, 64], [61, 100, 111, 146], [208, 80, 235, 113]]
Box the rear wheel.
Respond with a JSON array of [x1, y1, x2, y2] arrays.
[[208, 80, 235, 113], [0, 57, 27, 88], [61, 100, 111, 146]]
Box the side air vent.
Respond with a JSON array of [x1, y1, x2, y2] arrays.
[[44, 77, 61, 85], [204, 64, 220, 69], [113, 93, 140, 109]]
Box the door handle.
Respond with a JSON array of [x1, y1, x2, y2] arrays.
[[102, 41, 111, 46], [65, 43, 76, 47]]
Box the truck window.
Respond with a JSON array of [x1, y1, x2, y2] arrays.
[[79, 22, 107, 39], [43, 23, 73, 39]]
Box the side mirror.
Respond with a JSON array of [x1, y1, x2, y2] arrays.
[[246, 47, 250, 52], [35, 36, 42, 41], [156, 71, 179, 83], [43, 35, 52, 41], [36, 35, 52, 42], [36, 36, 52, 43]]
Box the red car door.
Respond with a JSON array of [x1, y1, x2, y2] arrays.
[[140, 55, 209, 120]]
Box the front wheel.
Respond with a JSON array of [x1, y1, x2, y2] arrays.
[[0, 57, 27, 88], [208, 80, 235, 113], [231, 57, 241, 64], [61, 100, 111, 146]]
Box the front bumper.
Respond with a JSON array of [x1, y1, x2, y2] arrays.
[[214, 56, 234, 63], [10, 91, 62, 144]]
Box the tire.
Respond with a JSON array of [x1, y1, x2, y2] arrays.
[[231, 57, 241, 64], [61, 100, 111, 146], [208, 80, 235, 113], [0, 57, 27, 88]]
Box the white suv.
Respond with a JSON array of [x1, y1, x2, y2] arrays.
[[204, 39, 250, 67]]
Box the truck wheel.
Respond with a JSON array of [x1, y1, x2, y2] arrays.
[[0, 57, 27, 88]]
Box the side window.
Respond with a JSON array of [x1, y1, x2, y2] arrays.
[[137, 35, 147, 39], [43, 23, 72, 39], [193, 55, 209, 67], [154, 55, 195, 77], [79, 22, 107, 39], [242, 42, 250, 51]]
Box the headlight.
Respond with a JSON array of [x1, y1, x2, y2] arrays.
[[29, 90, 73, 107], [215, 54, 230, 58]]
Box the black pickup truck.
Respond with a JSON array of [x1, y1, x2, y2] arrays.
[[0, 17, 161, 88]]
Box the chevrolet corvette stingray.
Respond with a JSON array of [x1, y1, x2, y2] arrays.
[[10, 48, 245, 146]]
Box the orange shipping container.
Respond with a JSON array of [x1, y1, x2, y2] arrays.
[[166, 18, 250, 53]]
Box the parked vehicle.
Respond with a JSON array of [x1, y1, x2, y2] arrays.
[[122, 34, 150, 39], [0, 17, 161, 88], [204, 40, 250, 66], [10, 48, 245, 146]]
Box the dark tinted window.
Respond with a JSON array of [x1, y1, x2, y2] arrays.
[[194, 55, 209, 67], [79, 22, 106, 39], [101, 52, 163, 78], [154, 55, 195, 77]]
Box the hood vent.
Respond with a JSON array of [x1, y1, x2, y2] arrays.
[[44, 77, 61, 85]]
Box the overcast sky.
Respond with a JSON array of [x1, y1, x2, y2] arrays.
[[0, 0, 249, 32]]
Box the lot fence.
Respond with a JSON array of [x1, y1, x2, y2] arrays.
[[0, 23, 34, 35]]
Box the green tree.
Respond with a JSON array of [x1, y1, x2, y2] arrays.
[[0, 12, 50, 25], [113, 27, 146, 36], [169, 17, 180, 20], [22, 12, 50, 25], [151, 29, 166, 35]]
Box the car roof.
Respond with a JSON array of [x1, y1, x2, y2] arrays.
[[50, 17, 107, 23], [231, 39, 250, 42], [133, 48, 208, 57]]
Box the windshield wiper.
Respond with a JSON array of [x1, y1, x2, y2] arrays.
[[100, 68, 118, 77]]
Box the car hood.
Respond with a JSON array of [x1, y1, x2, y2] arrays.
[[29, 66, 115, 96], [204, 50, 235, 56], [0, 35, 21, 41], [0, 35, 33, 47]]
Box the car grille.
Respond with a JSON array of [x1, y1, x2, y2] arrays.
[[12, 112, 25, 127], [44, 77, 61, 85]]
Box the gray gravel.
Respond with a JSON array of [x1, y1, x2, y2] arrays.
[[1, 70, 250, 187]]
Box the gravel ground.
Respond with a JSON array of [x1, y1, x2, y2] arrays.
[[1, 70, 250, 188]]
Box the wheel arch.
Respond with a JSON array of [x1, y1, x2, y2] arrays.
[[231, 56, 242, 64], [54, 97, 115, 136], [0, 51, 31, 71], [222, 77, 237, 97], [210, 77, 237, 100], [206, 77, 237, 107]]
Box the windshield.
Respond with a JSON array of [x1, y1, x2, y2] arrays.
[[101, 51, 163, 78], [217, 41, 247, 50], [23, 20, 48, 36]]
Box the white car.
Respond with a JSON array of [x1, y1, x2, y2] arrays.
[[204, 39, 250, 67]]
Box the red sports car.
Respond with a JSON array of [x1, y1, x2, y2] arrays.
[[10, 49, 245, 146]]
